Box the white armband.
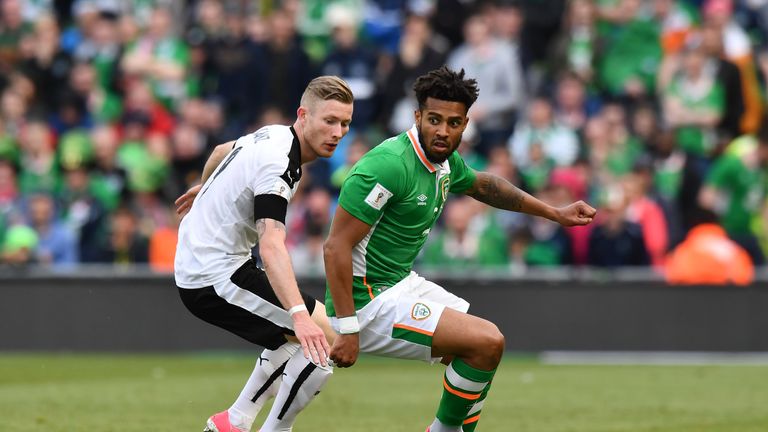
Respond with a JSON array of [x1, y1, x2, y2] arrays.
[[288, 304, 308, 317], [337, 316, 360, 334]]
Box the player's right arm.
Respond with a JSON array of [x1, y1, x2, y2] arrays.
[[324, 206, 373, 368], [175, 141, 235, 216]]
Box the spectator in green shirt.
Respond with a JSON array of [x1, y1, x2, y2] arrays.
[[421, 196, 508, 270], [699, 129, 768, 265], [661, 44, 725, 158]]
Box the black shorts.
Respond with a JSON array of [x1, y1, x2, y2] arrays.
[[178, 259, 317, 350]]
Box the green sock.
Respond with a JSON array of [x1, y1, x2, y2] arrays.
[[435, 358, 496, 427], [462, 379, 492, 431]]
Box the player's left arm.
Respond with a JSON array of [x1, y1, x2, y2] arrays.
[[464, 171, 596, 227], [257, 217, 330, 366], [175, 141, 235, 216]]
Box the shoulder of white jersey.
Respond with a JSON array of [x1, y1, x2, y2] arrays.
[[233, 124, 302, 198], [234, 125, 294, 155]]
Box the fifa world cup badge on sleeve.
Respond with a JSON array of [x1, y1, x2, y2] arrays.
[[271, 178, 292, 200], [365, 183, 393, 210]]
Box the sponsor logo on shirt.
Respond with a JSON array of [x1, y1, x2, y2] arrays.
[[417, 194, 428, 205], [364, 183, 393, 210], [411, 302, 431, 320], [280, 166, 301, 189]]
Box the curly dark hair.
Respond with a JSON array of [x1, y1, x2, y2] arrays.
[[412, 66, 479, 112]]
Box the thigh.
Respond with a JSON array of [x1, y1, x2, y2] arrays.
[[358, 296, 447, 362], [412, 276, 470, 313], [341, 278, 452, 363], [178, 260, 319, 350], [178, 285, 289, 350]]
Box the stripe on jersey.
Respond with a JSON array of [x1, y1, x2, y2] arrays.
[[351, 216, 382, 277], [392, 323, 433, 347], [213, 279, 293, 329]]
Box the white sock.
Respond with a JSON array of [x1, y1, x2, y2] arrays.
[[428, 419, 463, 432], [258, 351, 333, 432], [228, 342, 300, 430]]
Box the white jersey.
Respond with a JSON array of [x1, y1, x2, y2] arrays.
[[175, 125, 302, 288]]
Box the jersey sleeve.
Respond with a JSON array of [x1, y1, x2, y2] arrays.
[[250, 146, 293, 223], [338, 153, 404, 225], [448, 152, 477, 194]]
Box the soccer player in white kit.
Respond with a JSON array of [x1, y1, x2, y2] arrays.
[[174, 76, 353, 432]]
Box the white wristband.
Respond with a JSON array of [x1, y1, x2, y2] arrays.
[[337, 316, 360, 334], [288, 304, 308, 317]]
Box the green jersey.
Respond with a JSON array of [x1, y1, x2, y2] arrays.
[[325, 127, 477, 316], [665, 75, 724, 156], [706, 138, 766, 236]]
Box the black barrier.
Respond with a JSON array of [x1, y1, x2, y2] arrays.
[[1, 275, 767, 352]]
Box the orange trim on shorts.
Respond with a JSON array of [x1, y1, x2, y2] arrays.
[[443, 378, 482, 400], [463, 414, 481, 424], [363, 277, 375, 299], [393, 323, 434, 336], [407, 129, 437, 173]]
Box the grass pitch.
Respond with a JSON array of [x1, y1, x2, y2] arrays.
[[1, 353, 768, 431]]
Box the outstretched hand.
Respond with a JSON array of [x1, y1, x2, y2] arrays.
[[292, 312, 331, 367], [555, 201, 597, 226], [175, 184, 202, 217]]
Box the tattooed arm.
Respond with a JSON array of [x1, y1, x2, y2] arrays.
[[257, 217, 330, 365], [464, 171, 596, 227], [256, 218, 305, 310]]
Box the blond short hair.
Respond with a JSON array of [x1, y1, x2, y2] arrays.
[[300, 76, 354, 108]]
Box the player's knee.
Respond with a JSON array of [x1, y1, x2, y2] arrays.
[[479, 324, 505, 366], [310, 300, 336, 345]]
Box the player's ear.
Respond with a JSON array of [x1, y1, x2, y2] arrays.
[[414, 108, 421, 124], [297, 106, 308, 122]]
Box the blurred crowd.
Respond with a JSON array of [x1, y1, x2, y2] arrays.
[[0, 0, 766, 283]]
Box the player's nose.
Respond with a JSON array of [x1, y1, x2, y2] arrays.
[[435, 123, 449, 138], [331, 123, 343, 139]]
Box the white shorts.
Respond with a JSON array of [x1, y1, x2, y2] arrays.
[[331, 272, 470, 363]]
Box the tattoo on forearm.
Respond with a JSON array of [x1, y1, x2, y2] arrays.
[[255, 218, 267, 240], [271, 220, 286, 233], [255, 218, 287, 241], [470, 173, 525, 212]]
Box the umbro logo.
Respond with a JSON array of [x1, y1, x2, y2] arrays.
[[417, 194, 427, 206]]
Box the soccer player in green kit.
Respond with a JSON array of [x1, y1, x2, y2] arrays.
[[324, 67, 597, 431]]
